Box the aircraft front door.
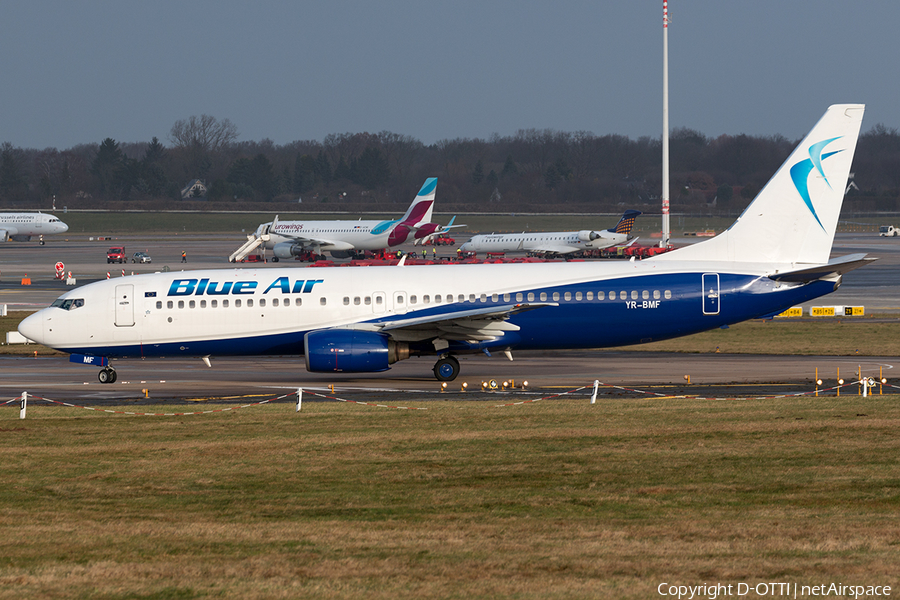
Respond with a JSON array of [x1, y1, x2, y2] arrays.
[[115, 284, 135, 327], [702, 273, 720, 315]]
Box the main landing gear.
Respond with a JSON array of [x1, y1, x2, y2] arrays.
[[98, 367, 117, 384], [433, 355, 460, 382]]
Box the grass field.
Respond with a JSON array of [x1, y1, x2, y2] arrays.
[[1, 396, 898, 599]]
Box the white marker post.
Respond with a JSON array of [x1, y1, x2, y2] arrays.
[[591, 380, 599, 405], [19, 391, 27, 420], [296, 387, 303, 412]]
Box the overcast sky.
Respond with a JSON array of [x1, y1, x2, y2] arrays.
[[2, 1, 897, 150]]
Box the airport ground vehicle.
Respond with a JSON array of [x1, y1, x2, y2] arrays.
[[107, 247, 126, 263], [240, 254, 265, 263], [131, 252, 152, 263], [879, 225, 899, 237], [425, 234, 455, 246]]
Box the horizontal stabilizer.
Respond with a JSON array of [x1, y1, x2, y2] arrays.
[[768, 254, 876, 282]]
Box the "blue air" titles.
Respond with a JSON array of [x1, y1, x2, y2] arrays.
[[167, 277, 323, 296]]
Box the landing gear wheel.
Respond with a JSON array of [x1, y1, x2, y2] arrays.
[[272, 256, 279, 262], [98, 367, 117, 384], [433, 355, 460, 382]]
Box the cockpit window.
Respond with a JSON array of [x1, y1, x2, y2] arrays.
[[51, 298, 84, 310]]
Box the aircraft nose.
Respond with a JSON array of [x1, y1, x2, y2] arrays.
[[17, 311, 44, 345], [59, 222, 69, 233]]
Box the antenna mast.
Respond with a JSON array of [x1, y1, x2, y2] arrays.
[[661, 0, 671, 247]]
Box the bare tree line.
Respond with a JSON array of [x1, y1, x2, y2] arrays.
[[1, 115, 898, 214]]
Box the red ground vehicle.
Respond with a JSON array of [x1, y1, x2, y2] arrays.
[[107, 247, 126, 263], [425, 234, 455, 246], [240, 254, 265, 263]]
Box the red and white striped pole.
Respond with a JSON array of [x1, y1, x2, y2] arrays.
[[661, 0, 671, 248]]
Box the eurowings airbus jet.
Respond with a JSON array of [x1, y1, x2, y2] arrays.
[[458, 210, 642, 255], [0, 212, 68, 243], [239, 178, 455, 261], [20, 105, 872, 384]]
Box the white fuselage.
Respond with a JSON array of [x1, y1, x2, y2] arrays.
[[0, 212, 68, 241], [262, 219, 398, 252], [459, 230, 627, 254]]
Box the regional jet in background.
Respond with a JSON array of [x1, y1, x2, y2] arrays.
[[458, 210, 641, 255], [0, 212, 68, 244], [229, 178, 458, 262], [21, 105, 873, 384]]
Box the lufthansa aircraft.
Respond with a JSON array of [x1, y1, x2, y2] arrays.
[[20, 105, 871, 384], [231, 178, 454, 261], [458, 210, 641, 255], [0, 212, 68, 243]]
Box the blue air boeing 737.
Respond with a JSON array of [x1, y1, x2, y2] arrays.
[[20, 105, 871, 383]]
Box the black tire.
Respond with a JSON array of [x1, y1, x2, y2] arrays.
[[433, 356, 460, 382], [98, 368, 112, 384], [272, 256, 279, 262]]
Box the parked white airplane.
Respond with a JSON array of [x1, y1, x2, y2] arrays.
[[229, 178, 456, 261], [458, 210, 641, 255], [0, 212, 68, 244], [20, 105, 871, 384]]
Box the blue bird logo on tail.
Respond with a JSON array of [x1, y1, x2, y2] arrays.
[[789, 137, 843, 231]]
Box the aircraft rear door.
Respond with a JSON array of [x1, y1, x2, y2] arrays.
[[702, 273, 720, 315], [115, 284, 135, 327]]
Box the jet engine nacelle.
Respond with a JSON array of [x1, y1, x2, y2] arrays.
[[273, 241, 305, 259], [304, 330, 409, 373], [413, 223, 441, 239], [577, 230, 600, 242]]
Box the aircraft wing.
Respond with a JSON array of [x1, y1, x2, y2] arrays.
[[357, 302, 558, 342], [273, 233, 349, 250], [768, 254, 876, 282], [528, 245, 582, 255]]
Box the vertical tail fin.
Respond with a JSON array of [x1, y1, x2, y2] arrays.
[[608, 210, 642, 235], [388, 178, 437, 246], [658, 104, 865, 265], [399, 178, 437, 226]]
